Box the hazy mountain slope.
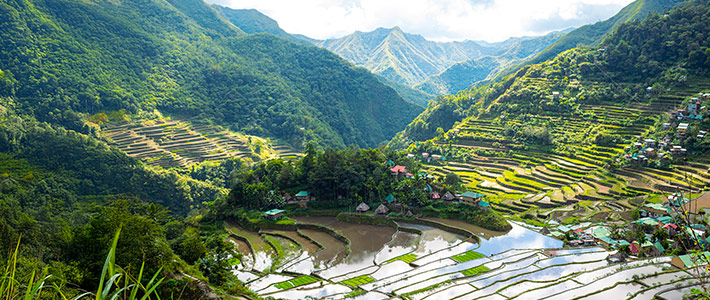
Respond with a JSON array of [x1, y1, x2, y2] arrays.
[[213, 6, 311, 45], [0, 0, 421, 148], [492, 0, 686, 81], [318, 27, 565, 93], [391, 0, 710, 146], [417, 31, 567, 95], [317, 27, 493, 86]]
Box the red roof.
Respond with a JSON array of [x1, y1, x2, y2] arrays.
[[663, 223, 678, 230], [390, 165, 407, 173], [432, 193, 440, 199], [630, 242, 640, 254], [574, 229, 584, 234]]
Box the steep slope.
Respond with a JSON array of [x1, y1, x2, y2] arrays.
[[210, 6, 433, 107], [319, 27, 565, 93], [212, 6, 311, 45], [417, 31, 568, 95], [317, 27, 492, 86], [393, 0, 710, 215], [492, 0, 685, 81], [393, 0, 710, 147], [0, 0, 421, 149]]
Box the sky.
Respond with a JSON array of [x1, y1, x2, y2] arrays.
[[207, 0, 635, 42]]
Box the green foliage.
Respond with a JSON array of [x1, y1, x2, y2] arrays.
[[461, 265, 490, 277], [386, 253, 418, 264], [451, 251, 485, 263], [0, 0, 421, 148], [339, 275, 375, 287], [273, 276, 318, 290]]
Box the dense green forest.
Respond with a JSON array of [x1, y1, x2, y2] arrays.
[[0, 0, 421, 149], [217, 145, 509, 231], [393, 0, 710, 147], [492, 0, 685, 82]]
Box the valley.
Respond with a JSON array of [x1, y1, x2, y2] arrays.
[[2, 0, 710, 299]]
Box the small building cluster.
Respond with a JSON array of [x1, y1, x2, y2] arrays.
[[541, 191, 710, 267]]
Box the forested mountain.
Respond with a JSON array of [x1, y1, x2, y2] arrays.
[[213, 6, 312, 45], [391, 0, 710, 147], [317, 27, 567, 94], [416, 31, 568, 95], [210, 6, 434, 107], [0, 0, 421, 149], [491, 0, 685, 82]]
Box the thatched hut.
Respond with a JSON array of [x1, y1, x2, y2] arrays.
[[405, 210, 414, 217], [374, 204, 389, 216], [442, 191, 456, 201], [355, 202, 370, 213]]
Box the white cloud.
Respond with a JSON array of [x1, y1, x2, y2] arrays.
[[207, 0, 634, 42]]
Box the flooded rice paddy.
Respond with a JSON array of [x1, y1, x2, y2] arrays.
[[228, 217, 699, 299]]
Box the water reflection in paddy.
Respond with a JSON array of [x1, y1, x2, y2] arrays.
[[475, 222, 563, 256], [294, 216, 396, 279], [374, 231, 419, 264]]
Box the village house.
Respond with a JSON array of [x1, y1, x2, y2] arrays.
[[677, 123, 689, 138], [643, 139, 656, 147], [385, 193, 397, 204], [552, 91, 560, 99], [459, 191, 485, 205], [390, 165, 408, 177], [671, 252, 710, 269], [263, 209, 285, 220], [295, 191, 311, 201], [642, 203, 668, 217], [680, 191, 710, 223]]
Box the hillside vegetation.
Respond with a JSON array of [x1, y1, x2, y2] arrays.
[[392, 0, 710, 218], [492, 0, 685, 82], [317, 27, 565, 94], [0, 0, 421, 149]]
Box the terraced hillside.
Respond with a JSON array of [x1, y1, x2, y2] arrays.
[[417, 76, 710, 220], [102, 120, 301, 168], [234, 220, 700, 300]]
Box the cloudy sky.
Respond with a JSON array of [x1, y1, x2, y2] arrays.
[[207, 0, 635, 42]]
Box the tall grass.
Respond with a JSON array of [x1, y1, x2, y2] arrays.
[[1, 229, 164, 300]]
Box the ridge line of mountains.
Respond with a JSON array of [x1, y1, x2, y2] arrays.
[[216, 0, 684, 98]]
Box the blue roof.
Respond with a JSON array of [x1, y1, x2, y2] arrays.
[[461, 191, 485, 199], [385, 194, 396, 203], [478, 200, 489, 208], [556, 225, 572, 233], [264, 209, 285, 216], [295, 191, 310, 197]]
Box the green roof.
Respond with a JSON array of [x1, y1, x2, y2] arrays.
[[656, 216, 673, 224], [654, 241, 665, 252], [264, 209, 285, 216], [593, 227, 611, 238], [478, 200, 489, 208], [599, 236, 616, 245], [617, 240, 631, 246], [295, 191, 310, 197], [644, 203, 668, 213], [641, 241, 653, 248], [550, 232, 565, 237], [385, 194, 396, 203], [425, 184, 433, 192], [461, 191, 485, 199], [556, 225, 572, 233]]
